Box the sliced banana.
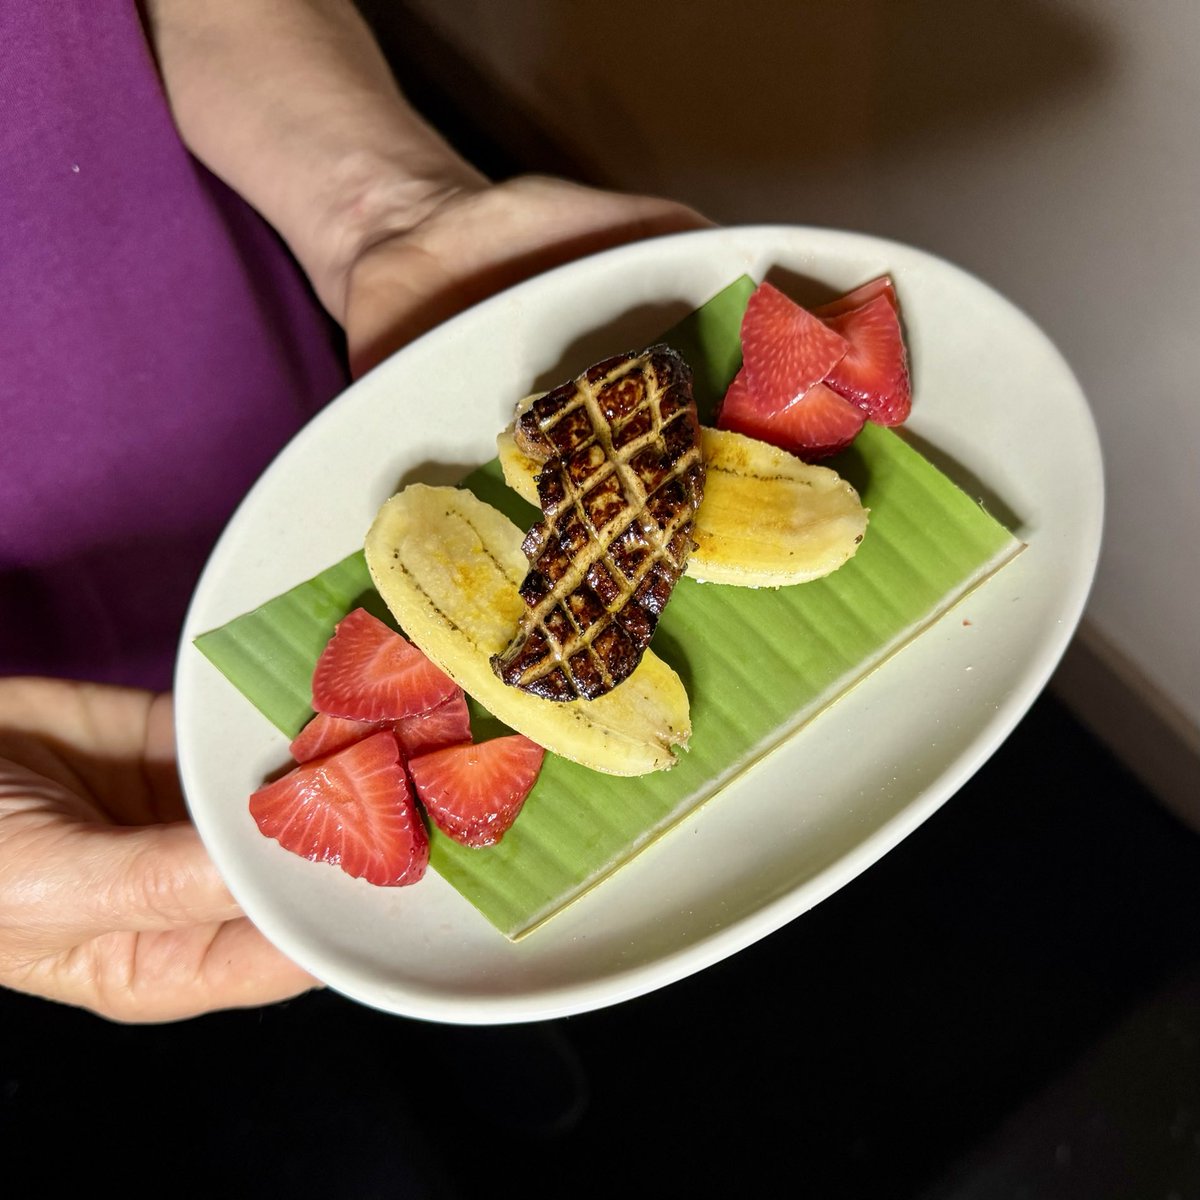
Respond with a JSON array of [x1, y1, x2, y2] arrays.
[[496, 431, 549, 508], [498, 425, 868, 588], [365, 484, 690, 776]]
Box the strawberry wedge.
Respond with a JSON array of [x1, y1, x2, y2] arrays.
[[408, 734, 545, 849], [291, 689, 472, 764], [250, 731, 429, 886], [392, 689, 472, 760], [311, 607, 458, 721], [739, 281, 849, 414], [812, 274, 899, 320], [718, 368, 866, 461], [290, 712, 383, 763], [819, 293, 911, 426]]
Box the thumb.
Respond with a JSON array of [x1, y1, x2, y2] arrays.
[[5, 820, 243, 949]]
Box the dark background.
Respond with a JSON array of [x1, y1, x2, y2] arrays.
[[6, 693, 1200, 1198]]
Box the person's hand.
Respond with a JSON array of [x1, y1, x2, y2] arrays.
[[0, 678, 316, 1021], [145, 4, 709, 370], [341, 174, 711, 376]]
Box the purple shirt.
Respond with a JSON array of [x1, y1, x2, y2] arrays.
[[1, 4, 346, 688]]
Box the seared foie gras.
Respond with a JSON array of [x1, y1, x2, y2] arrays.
[[491, 345, 704, 701]]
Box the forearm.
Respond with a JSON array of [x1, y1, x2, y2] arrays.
[[143, 0, 486, 319]]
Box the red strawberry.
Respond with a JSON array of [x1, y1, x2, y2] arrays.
[[311, 607, 458, 721], [820, 293, 911, 426], [718, 368, 866, 461], [739, 281, 849, 415], [717, 361, 757, 417], [408, 735, 545, 848], [392, 689, 472, 760], [293, 691, 472, 764], [812, 274, 898, 319], [250, 732, 429, 886], [290, 712, 384, 763]]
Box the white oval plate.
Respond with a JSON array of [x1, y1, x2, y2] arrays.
[[176, 226, 1102, 1024]]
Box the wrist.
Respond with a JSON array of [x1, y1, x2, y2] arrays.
[[306, 147, 488, 323]]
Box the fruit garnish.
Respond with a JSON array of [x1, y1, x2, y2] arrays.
[[408, 734, 545, 848], [687, 427, 868, 584], [811, 274, 898, 319], [392, 689, 472, 760], [311, 606, 459, 721], [819, 293, 911, 426], [249, 731, 429, 886], [738, 281, 849, 415], [718, 369, 866, 461], [716, 275, 912, 458], [290, 711, 383, 763], [292, 688, 471, 764]]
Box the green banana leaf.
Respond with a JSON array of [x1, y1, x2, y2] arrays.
[[195, 277, 1020, 938]]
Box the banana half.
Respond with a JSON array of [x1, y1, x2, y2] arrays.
[[365, 484, 691, 776], [498, 426, 868, 588]]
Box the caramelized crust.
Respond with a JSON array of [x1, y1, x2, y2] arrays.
[[491, 346, 704, 701]]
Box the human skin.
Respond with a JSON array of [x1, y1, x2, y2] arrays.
[[0, 0, 707, 1020], [0, 681, 314, 1021], [143, 0, 708, 372]]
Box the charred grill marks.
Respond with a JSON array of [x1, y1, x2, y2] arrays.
[[491, 346, 705, 701]]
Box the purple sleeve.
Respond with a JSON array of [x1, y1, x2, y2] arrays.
[[0, 3, 348, 688]]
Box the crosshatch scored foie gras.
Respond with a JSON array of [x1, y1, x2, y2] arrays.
[[490, 345, 705, 702]]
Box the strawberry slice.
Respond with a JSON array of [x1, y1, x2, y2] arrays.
[[290, 712, 384, 763], [812, 274, 899, 319], [408, 734, 545, 848], [311, 607, 458, 721], [292, 691, 472, 764], [392, 689, 472, 760], [717, 368, 866, 461], [250, 731, 429, 886], [820, 293, 911, 426], [739, 281, 849, 415]]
